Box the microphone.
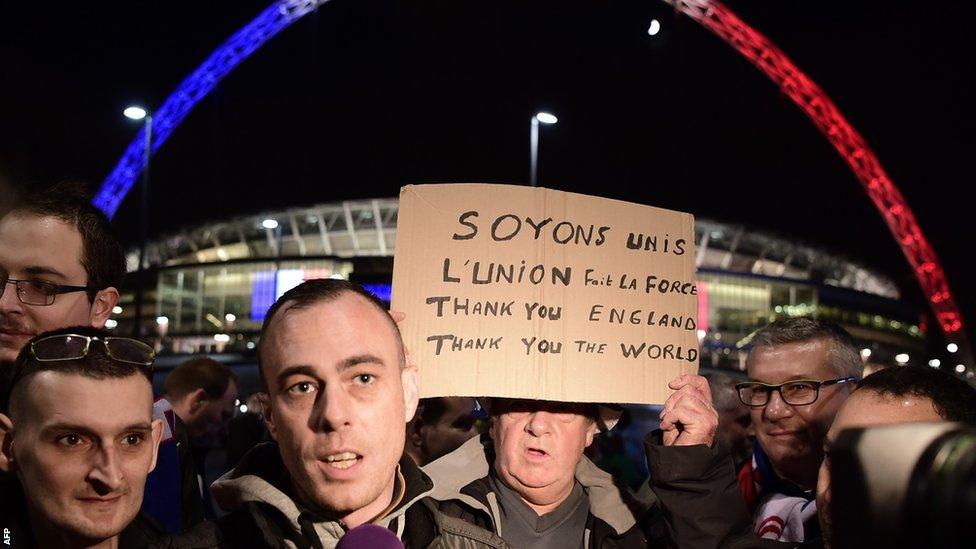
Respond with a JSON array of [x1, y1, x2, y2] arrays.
[[336, 524, 404, 549]]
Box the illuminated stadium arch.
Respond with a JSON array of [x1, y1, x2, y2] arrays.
[[93, 0, 966, 345]]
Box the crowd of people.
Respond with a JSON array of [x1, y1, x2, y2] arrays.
[[1, 182, 975, 548]]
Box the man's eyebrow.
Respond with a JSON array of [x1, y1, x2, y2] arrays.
[[22, 265, 69, 280], [276, 365, 320, 387], [40, 422, 152, 436], [337, 354, 386, 372]]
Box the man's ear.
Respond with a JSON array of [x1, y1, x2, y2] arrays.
[[187, 388, 210, 412], [89, 287, 120, 328], [401, 364, 420, 423], [407, 417, 425, 450], [0, 413, 16, 474], [147, 418, 164, 473], [583, 420, 600, 449], [258, 392, 277, 440]]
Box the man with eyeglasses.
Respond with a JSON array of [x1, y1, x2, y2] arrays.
[[0, 182, 123, 395], [0, 326, 164, 548], [736, 317, 861, 543]]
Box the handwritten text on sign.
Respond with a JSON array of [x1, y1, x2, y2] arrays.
[[391, 183, 699, 405]]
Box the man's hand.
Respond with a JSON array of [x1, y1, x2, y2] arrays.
[[659, 374, 718, 447]]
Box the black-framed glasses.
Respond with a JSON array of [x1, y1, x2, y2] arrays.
[[30, 334, 156, 366], [1, 278, 93, 306], [735, 377, 858, 407]]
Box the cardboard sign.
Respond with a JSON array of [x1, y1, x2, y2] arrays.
[[391, 183, 699, 405]]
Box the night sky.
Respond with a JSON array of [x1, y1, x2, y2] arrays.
[[2, 1, 974, 342]]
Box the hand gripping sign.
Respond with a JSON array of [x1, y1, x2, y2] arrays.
[[391, 184, 699, 405]]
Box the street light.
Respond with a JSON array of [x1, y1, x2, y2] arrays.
[[530, 112, 558, 187], [125, 105, 153, 338], [123, 106, 148, 120]]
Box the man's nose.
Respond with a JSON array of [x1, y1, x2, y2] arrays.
[[764, 389, 793, 420], [525, 410, 555, 437], [87, 447, 125, 494], [317, 386, 353, 431]]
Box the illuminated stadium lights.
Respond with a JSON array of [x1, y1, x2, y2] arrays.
[[225, 313, 237, 322], [112, 305, 123, 315], [955, 364, 966, 374], [214, 333, 231, 343], [929, 359, 941, 368], [947, 343, 959, 353], [647, 19, 661, 36], [895, 353, 909, 365], [860, 348, 872, 359], [105, 319, 118, 329], [123, 106, 147, 120], [261, 218, 279, 229], [534, 112, 558, 124]]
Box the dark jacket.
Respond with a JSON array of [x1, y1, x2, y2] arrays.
[[166, 442, 509, 548], [424, 432, 768, 549], [0, 472, 167, 549]]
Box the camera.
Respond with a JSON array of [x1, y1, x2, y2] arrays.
[[831, 422, 976, 548]]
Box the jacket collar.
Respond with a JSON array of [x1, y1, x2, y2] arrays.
[[211, 443, 436, 541]]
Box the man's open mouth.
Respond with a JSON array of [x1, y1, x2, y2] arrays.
[[323, 452, 362, 469]]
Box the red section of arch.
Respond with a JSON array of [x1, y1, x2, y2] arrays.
[[669, 0, 964, 339]]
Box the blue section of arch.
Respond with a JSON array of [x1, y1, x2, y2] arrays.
[[93, 0, 325, 218]]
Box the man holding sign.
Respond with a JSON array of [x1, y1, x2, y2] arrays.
[[423, 378, 745, 548], [394, 184, 754, 548]]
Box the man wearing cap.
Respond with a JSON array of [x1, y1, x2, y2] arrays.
[[424, 375, 751, 548]]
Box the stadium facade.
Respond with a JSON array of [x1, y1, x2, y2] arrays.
[[112, 198, 932, 372]]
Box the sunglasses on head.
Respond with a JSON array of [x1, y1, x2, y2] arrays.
[[2, 334, 156, 412]]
